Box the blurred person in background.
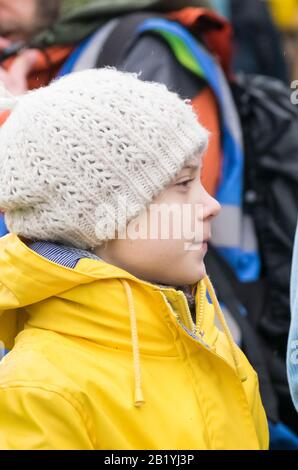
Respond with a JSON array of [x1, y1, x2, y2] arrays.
[[0, 0, 60, 43], [0, 0, 62, 96], [210, 0, 289, 81], [268, 0, 298, 80]]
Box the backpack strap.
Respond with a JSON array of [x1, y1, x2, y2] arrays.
[[95, 12, 163, 68]]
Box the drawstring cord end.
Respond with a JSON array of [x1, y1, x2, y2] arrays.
[[134, 387, 145, 407], [236, 364, 248, 382], [121, 279, 146, 408]]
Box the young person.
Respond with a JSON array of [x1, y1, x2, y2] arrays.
[[0, 68, 268, 449]]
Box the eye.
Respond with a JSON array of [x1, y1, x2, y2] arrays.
[[175, 178, 195, 188]]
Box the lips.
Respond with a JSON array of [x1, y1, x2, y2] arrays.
[[202, 242, 208, 252], [192, 241, 208, 249], [185, 241, 209, 255], [192, 235, 211, 245], [184, 231, 211, 252]]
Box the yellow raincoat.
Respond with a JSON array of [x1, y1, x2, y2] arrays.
[[0, 234, 269, 449]]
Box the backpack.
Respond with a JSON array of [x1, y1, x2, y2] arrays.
[[232, 74, 298, 360]]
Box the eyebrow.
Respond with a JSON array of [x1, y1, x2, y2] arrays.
[[183, 163, 200, 171]]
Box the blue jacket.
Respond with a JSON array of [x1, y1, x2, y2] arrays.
[[288, 221, 298, 413], [0, 214, 7, 237]]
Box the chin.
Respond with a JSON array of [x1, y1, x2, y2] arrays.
[[190, 262, 206, 284], [173, 263, 206, 286]]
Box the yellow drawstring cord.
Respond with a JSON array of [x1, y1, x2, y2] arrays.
[[204, 276, 248, 383], [120, 274, 246, 408], [121, 279, 145, 407]]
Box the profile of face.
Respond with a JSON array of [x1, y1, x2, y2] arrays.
[[96, 158, 221, 286], [0, 0, 60, 42]]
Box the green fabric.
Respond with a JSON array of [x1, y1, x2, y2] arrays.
[[61, 0, 91, 16], [32, 0, 212, 47], [61, 0, 212, 17], [157, 30, 205, 78]]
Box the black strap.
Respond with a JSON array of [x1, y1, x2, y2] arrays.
[[205, 245, 279, 423], [96, 12, 164, 68]]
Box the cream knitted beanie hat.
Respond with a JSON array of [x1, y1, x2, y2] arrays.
[[0, 68, 208, 249]]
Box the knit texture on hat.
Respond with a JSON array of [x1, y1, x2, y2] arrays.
[[0, 68, 208, 249]]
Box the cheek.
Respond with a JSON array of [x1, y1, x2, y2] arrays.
[[126, 239, 185, 279], [133, 238, 181, 263]]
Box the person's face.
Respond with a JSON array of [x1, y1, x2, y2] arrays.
[[0, 0, 37, 41], [96, 157, 221, 286], [0, 0, 59, 42]]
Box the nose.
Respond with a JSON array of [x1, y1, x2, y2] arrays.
[[202, 188, 221, 220]]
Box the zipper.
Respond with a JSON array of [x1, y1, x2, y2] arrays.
[[161, 289, 245, 380], [176, 290, 196, 333], [160, 289, 201, 340], [176, 315, 246, 381]]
